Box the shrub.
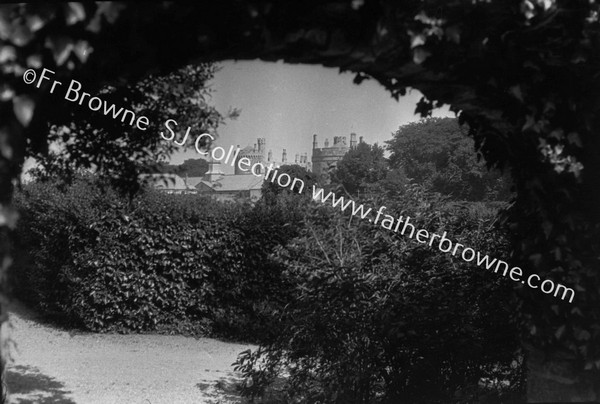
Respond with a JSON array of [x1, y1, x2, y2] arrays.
[[10, 177, 297, 338], [235, 186, 524, 403]]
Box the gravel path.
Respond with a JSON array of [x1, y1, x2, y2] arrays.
[[3, 302, 256, 404]]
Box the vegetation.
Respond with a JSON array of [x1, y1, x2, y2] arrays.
[[2, 1, 600, 401], [10, 177, 292, 341], [235, 187, 522, 403], [386, 118, 512, 202], [330, 142, 388, 196], [261, 164, 318, 204], [29, 64, 234, 194], [159, 158, 209, 178], [11, 174, 524, 403]]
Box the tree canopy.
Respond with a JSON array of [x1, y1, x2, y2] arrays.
[[387, 117, 512, 201], [159, 158, 209, 178], [331, 141, 388, 196], [260, 164, 318, 204], [29, 63, 232, 193]]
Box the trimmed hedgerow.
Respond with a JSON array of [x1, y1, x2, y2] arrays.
[[10, 177, 294, 337]]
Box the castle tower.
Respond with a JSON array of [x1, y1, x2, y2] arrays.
[[257, 138, 266, 153], [350, 133, 357, 149], [235, 139, 267, 175], [311, 132, 355, 180]]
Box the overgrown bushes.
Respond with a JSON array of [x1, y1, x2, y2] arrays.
[[235, 187, 524, 403]]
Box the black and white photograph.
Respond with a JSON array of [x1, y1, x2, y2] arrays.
[[0, 1, 598, 403]]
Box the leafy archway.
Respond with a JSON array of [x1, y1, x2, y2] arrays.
[[1, 1, 599, 401]]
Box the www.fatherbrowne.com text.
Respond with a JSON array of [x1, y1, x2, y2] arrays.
[[310, 186, 575, 303], [168, 129, 577, 304], [22, 67, 574, 303]]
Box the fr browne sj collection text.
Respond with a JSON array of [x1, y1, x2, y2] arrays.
[[22, 68, 207, 149]]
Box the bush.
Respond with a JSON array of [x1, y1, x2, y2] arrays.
[[235, 186, 524, 403], [10, 177, 296, 338]]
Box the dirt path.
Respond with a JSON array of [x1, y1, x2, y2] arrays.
[[2, 302, 256, 404]]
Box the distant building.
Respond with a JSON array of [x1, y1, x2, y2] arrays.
[[145, 134, 360, 200], [234, 138, 267, 175], [139, 173, 197, 194], [190, 137, 312, 202], [188, 158, 264, 202], [233, 137, 311, 175], [311, 133, 359, 182]]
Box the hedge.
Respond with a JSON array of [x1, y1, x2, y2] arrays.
[[10, 177, 295, 339]]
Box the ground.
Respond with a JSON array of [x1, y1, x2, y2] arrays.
[[2, 301, 256, 404]]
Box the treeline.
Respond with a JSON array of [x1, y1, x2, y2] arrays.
[[158, 158, 208, 177], [331, 117, 512, 202]]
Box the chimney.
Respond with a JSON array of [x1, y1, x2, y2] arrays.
[[295, 154, 299, 163], [313, 134, 318, 150], [268, 149, 272, 161], [204, 156, 224, 181], [359, 136, 364, 144], [325, 138, 329, 147], [282, 149, 287, 162], [253, 143, 257, 152]]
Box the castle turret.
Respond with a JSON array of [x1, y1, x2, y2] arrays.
[[350, 133, 357, 149], [312, 133, 355, 180], [257, 138, 266, 153], [313, 134, 318, 149], [282, 148, 287, 163]]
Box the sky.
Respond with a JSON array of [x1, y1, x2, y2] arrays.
[[170, 60, 453, 173]]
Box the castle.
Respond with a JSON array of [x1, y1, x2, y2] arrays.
[[233, 138, 311, 175], [311, 133, 360, 180], [148, 133, 361, 201]]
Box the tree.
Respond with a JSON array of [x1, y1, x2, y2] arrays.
[[260, 164, 318, 205], [159, 159, 209, 177], [31, 64, 231, 194], [2, 2, 600, 401], [387, 118, 512, 201], [331, 142, 388, 196]]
